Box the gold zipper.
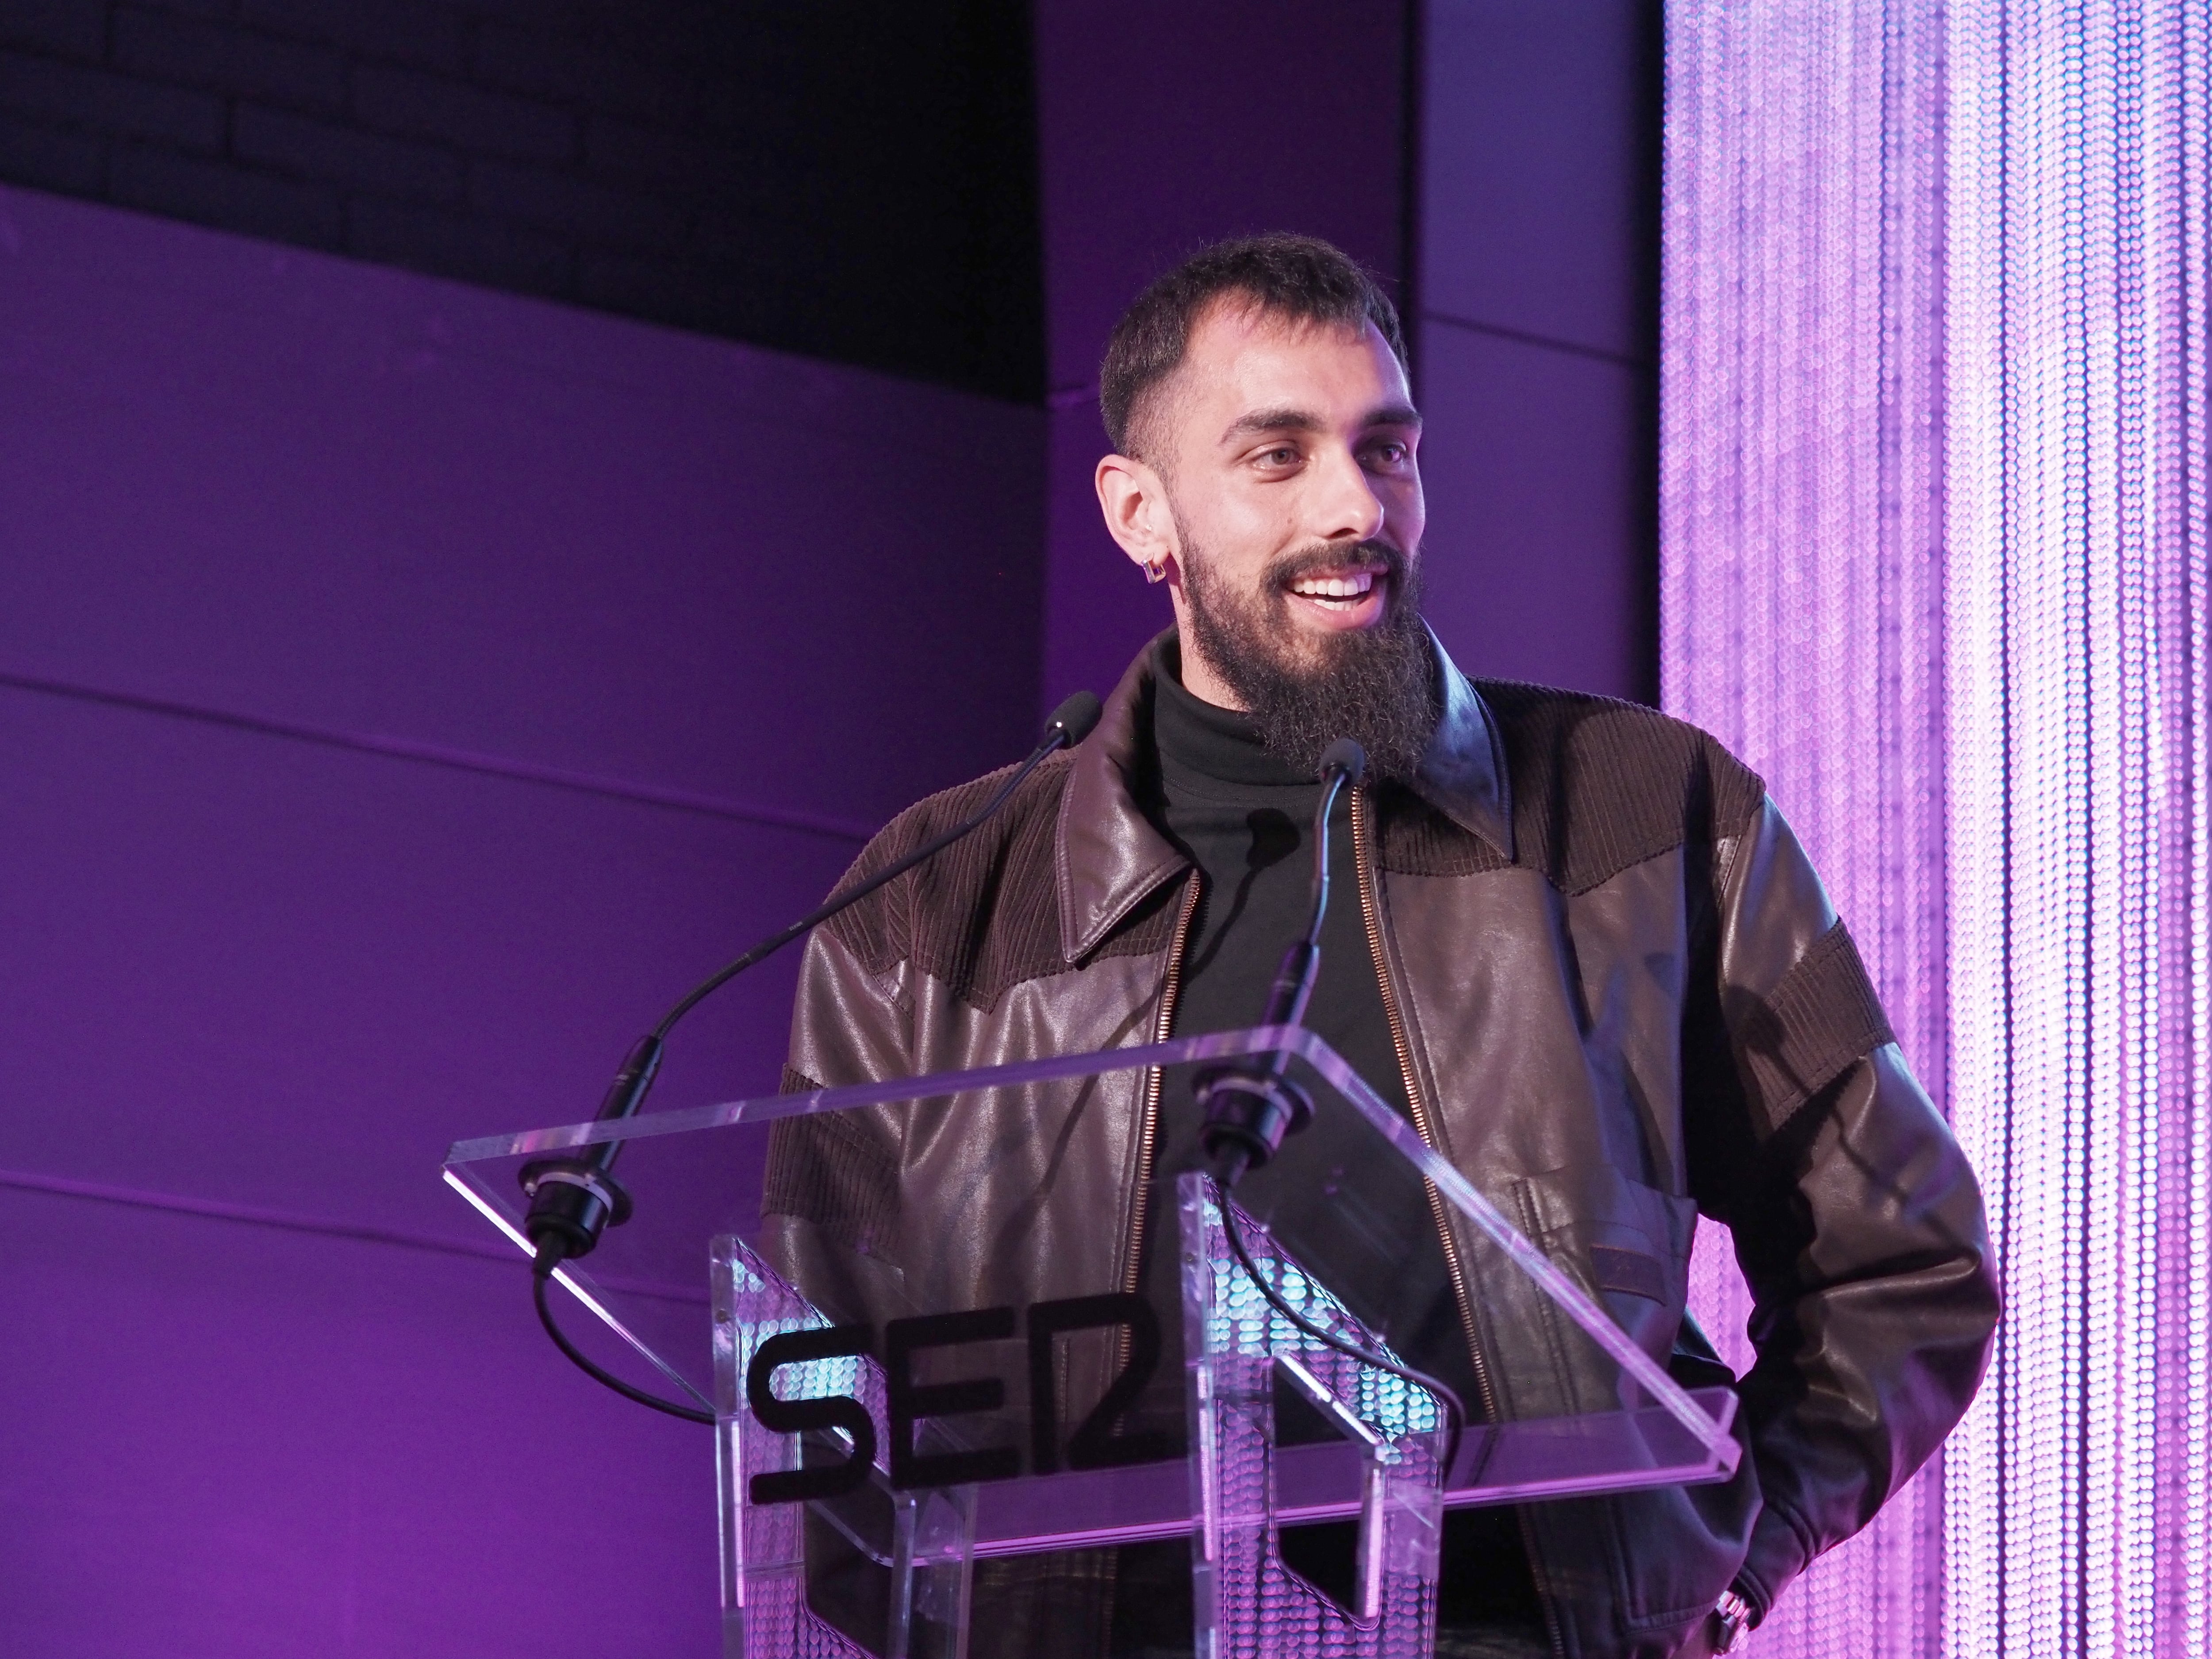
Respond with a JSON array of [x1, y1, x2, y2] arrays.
[[1119, 876, 1202, 1316], [1354, 788, 1565, 1659], [1349, 787, 1498, 1427]]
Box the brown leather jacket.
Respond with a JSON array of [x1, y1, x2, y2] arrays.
[[765, 633, 1997, 1659]]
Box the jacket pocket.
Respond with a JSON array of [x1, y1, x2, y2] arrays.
[[1511, 1161, 1697, 1388], [1506, 1164, 1756, 1638]]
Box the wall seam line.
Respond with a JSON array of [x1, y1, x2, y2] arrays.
[[1419, 307, 1652, 369], [0, 1164, 526, 1264], [0, 669, 876, 844], [0, 1166, 708, 1304]]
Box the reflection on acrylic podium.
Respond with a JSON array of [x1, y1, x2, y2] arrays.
[[445, 1028, 1739, 1659]]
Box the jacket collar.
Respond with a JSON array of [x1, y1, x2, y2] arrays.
[[1413, 620, 1517, 863], [1055, 626, 1516, 963]]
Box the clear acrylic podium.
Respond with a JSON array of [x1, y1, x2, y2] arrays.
[[444, 1027, 1739, 1659]]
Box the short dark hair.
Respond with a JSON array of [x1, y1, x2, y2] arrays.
[[1098, 234, 1407, 460]]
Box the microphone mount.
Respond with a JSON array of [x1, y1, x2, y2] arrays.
[[1195, 737, 1366, 1188], [521, 691, 1103, 1284], [1187, 736, 1468, 1474]]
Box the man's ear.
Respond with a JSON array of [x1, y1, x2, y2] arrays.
[[1094, 453, 1177, 577]]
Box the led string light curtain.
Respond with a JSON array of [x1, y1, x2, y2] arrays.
[[1944, 4, 2209, 1655], [1662, 2, 2211, 1656], [1661, 4, 1951, 1655]]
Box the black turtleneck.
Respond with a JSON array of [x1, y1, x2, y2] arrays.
[[1136, 640, 1475, 1413], [1107, 637, 1544, 1653]]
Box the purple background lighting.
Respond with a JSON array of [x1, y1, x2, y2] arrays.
[[1663, 5, 1950, 1652], [0, 10, 1665, 1651], [1665, 2, 2210, 1654], [1416, 0, 1661, 704], [1943, 5, 2210, 1654], [0, 181, 1035, 1656]]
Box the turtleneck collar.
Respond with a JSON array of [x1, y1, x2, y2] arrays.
[[1052, 627, 1516, 964], [1147, 634, 1315, 790]]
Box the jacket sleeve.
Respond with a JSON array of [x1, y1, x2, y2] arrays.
[[1685, 797, 1999, 1621], [758, 917, 919, 1328]]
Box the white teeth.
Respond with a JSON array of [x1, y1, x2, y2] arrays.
[[1289, 572, 1377, 599]]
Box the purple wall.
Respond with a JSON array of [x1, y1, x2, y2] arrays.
[[1031, 1, 1410, 713], [0, 0, 1046, 400], [1030, 0, 1657, 709], [0, 14, 1660, 1644], [1415, 0, 1659, 699], [0, 182, 1043, 1657]]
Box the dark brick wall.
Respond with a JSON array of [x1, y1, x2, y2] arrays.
[[0, 0, 1044, 399]]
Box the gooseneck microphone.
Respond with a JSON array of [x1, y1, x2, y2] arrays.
[[523, 690, 1102, 1422], [1192, 738, 1468, 1476], [1195, 737, 1366, 1187]]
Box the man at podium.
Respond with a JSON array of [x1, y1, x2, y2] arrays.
[[764, 236, 1997, 1659]]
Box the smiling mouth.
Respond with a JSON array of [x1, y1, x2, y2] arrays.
[[1284, 568, 1384, 607]]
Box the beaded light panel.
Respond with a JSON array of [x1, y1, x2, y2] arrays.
[[1662, 5, 1949, 1654], [1661, 2, 2208, 1654], [1943, 4, 2208, 1654]]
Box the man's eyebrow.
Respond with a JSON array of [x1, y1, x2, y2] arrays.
[[1218, 403, 1425, 444], [1220, 405, 1324, 443]]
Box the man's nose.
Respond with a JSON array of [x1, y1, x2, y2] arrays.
[[1309, 445, 1386, 543]]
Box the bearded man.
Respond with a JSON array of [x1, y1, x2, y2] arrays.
[[763, 236, 1997, 1659]]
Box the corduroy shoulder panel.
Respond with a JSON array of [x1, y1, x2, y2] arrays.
[[819, 753, 1178, 1012], [1385, 682, 1768, 894], [1375, 780, 1511, 876], [1735, 920, 1896, 1135]]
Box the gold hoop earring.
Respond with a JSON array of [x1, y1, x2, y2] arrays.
[[1143, 557, 1168, 585]]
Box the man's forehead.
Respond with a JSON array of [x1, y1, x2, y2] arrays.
[[1179, 300, 1411, 424], [1186, 296, 1384, 365]]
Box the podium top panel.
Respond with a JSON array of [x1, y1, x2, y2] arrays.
[[448, 1025, 1325, 1164], [443, 1025, 1733, 1467]]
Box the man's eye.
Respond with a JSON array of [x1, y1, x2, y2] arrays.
[[1368, 442, 1409, 466], [1258, 446, 1299, 467]]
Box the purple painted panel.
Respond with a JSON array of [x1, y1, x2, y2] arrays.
[[0, 185, 1045, 830], [1030, 2, 1407, 715], [0, 1188, 716, 1659], [1040, 403, 1172, 709], [1030, 2, 1406, 392], [1413, 323, 1648, 697], [0, 178, 1054, 1659], [0, 682, 852, 1240], [1421, 0, 1655, 359]]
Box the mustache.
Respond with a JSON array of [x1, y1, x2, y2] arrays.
[[1262, 538, 1411, 588]]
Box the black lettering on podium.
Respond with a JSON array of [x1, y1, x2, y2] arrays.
[[884, 1307, 1022, 1490], [746, 1324, 878, 1504], [1026, 1294, 1180, 1473]]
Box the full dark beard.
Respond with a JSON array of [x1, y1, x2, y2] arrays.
[[1179, 535, 1440, 784]]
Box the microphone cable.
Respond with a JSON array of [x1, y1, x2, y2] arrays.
[[533, 1267, 715, 1423], [527, 690, 1102, 1422], [1197, 738, 1469, 1479], [1213, 1189, 1466, 1482]]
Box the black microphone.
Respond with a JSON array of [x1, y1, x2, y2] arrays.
[[1188, 739, 1470, 1477], [521, 689, 1104, 1279], [1195, 737, 1366, 1188]]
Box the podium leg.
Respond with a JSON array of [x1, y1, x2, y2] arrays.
[[887, 1485, 975, 1659], [1176, 1172, 1447, 1658]]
